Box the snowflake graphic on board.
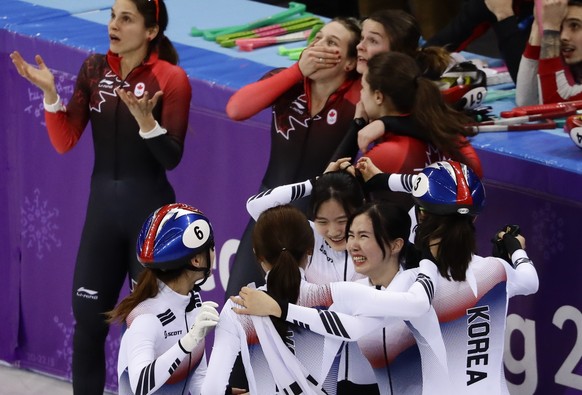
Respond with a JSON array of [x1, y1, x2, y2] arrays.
[[531, 201, 565, 260], [53, 311, 121, 390], [21, 188, 62, 260], [54, 313, 74, 380], [105, 332, 121, 392], [23, 69, 75, 125]]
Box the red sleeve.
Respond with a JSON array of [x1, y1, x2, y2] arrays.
[[225, 63, 303, 120], [538, 57, 582, 103], [157, 63, 191, 144], [366, 135, 483, 180], [458, 138, 483, 179], [44, 60, 91, 154], [523, 43, 540, 60], [144, 62, 192, 170], [365, 135, 428, 174], [44, 111, 86, 154]]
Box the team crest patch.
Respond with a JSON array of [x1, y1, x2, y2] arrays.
[[134, 82, 145, 97], [327, 109, 337, 125]]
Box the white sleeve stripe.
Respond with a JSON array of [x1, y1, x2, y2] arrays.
[[389, 174, 415, 193], [307, 374, 319, 386], [168, 358, 180, 375], [318, 310, 351, 339], [402, 174, 415, 193], [416, 274, 434, 303], [290, 183, 307, 201], [136, 360, 156, 395], [285, 381, 303, 394], [292, 319, 310, 330], [250, 189, 273, 202]]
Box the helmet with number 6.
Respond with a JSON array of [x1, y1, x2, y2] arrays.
[[439, 62, 487, 111], [137, 203, 215, 271], [412, 161, 485, 216], [564, 114, 582, 149]]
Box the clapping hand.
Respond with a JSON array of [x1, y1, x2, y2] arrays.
[[116, 87, 163, 133]]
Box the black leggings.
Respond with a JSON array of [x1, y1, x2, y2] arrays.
[[71, 180, 174, 395]]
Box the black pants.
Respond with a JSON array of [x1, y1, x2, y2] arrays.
[[71, 179, 174, 395]]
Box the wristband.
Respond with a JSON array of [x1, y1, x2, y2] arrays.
[[364, 173, 390, 193], [43, 95, 66, 113], [353, 117, 367, 130], [513, 257, 533, 269], [139, 121, 167, 139], [542, 29, 560, 36]]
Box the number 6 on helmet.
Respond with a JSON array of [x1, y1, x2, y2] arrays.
[[564, 114, 582, 149], [137, 203, 215, 271]]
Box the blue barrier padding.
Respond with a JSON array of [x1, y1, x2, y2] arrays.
[[4, 0, 581, 174], [4, 0, 306, 88], [0, 0, 305, 89], [2, 0, 70, 27]]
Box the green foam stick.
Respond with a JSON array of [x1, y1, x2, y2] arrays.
[[190, 2, 307, 41], [215, 15, 318, 44], [278, 45, 305, 56], [219, 18, 322, 48]]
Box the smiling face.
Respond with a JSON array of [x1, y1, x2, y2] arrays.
[[313, 198, 349, 252], [356, 19, 391, 74], [347, 212, 403, 286], [347, 213, 391, 281], [561, 6, 582, 65], [108, 0, 157, 61]]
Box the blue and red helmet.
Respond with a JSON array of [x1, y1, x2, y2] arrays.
[[412, 161, 485, 216], [137, 203, 214, 270]]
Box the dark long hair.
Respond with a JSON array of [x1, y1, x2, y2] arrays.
[[415, 212, 476, 281], [365, 9, 451, 79], [366, 52, 475, 162], [133, 0, 179, 64], [347, 202, 416, 267], [252, 205, 314, 339], [310, 171, 366, 221]]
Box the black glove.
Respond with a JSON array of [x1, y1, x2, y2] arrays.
[[491, 224, 521, 263]]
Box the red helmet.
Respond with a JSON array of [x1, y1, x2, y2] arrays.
[[439, 62, 487, 111], [564, 115, 582, 149]]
